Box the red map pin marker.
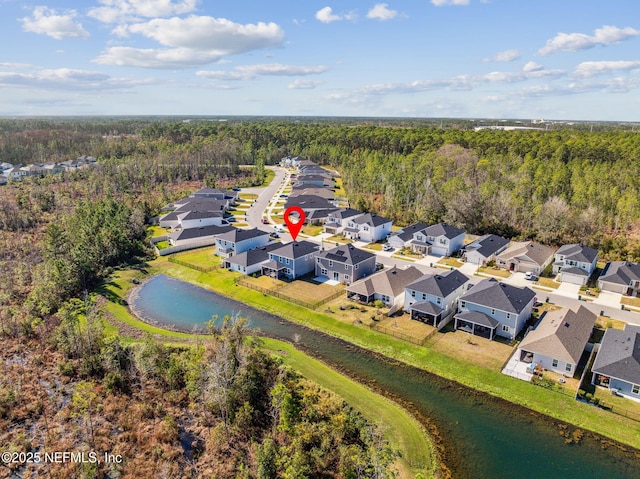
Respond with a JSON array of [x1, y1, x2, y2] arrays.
[[284, 206, 305, 241]]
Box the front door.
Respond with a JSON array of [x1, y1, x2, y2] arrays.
[[333, 272, 339, 281]]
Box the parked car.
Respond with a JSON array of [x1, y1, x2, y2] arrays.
[[383, 243, 393, 251], [524, 272, 535, 280], [232, 187, 241, 191], [269, 232, 280, 239], [279, 194, 288, 198]]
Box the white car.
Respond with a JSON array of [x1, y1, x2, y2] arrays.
[[383, 243, 393, 252], [524, 272, 534, 280]]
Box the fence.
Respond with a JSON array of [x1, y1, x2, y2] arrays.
[[235, 277, 344, 310], [168, 255, 219, 273], [154, 238, 219, 256], [371, 324, 436, 346]]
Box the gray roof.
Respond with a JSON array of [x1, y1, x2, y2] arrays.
[[599, 261, 640, 286], [168, 224, 234, 242], [173, 197, 228, 211], [289, 186, 335, 199], [389, 223, 430, 243], [296, 174, 332, 182], [327, 208, 363, 220], [317, 244, 375, 265], [455, 311, 500, 329], [216, 227, 269, 243], [422, 223, 465, 239], [406, 270, 469, 298], [285, 195, 336, 211], [497, 241, 555, 267], [592, 325, 640, 385], [560, 267, 589, 276], [226, 243, 282, 267], [269, 240, 319, 259], [191, 188, 233, 197], [262, 259, 287, 271], [306, 208, 340, 220], [465, 234, 509, 258], [556, 244, 598, 263], [519, 306, 596, 364], [177, 209, 224, 221], [410, 301, 444, 316], [460, 278, 536, 314], [347, 266, 424, 298], [353, 213, 392, 227]]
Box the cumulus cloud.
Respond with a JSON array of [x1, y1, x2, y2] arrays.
[[315, 6, 356, 23], [0, 67, 149, 91], [288, 79, 323, 89], [539, 25, 640, 55], [483, 49, 520, 63], [88, 0, 198, 23], [523, 61, 543, 72], [574, 60, 640, 77], [21, 6, 89, 40], [96, 16, 285, 68], [367, 4, 398, 21], [431, 0, 470, 6], [197, 63, 328, 81]]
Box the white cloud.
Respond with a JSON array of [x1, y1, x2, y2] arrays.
[[574, 60, 640, 77], [88, 0, 198, 23], [197, 63, 329, 81], [367, 4, 398, 21], [483, 49, 520, 63], [288, 79, 323, 89], [431, 0, 470, 6], [315, 6, 356, 23], [539, 25, 640, 55], [0, 67, 149, 91], [96, 16, 285, 68], [0, 62, 33, 69], [21, 6, 89, 40], [523, 61, 543, 72]]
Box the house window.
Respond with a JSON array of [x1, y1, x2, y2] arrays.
[[329, 260, 333, 267], [344, 274, 350, 281], [355, 264, 359, 270], [317, 258, 321, 263], [460, 300, 466, 308], [436, 297, 442, 304], [439, 238, 447, 245], [502, 325, 509, 332], [345, 264, 348, 270], [491, 309, 495, 315], [285, 268, 292, 275], [565, 363, 572, 372], [421, 293, 426, 301], [285, 258, 290, 265], [552, 359, 559, 368], [632, 384, 640, 395], [411, 291, 415, 297], [506, 313, 511, 319], [321, 268, 327, 275]]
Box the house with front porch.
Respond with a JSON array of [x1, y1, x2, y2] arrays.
[[455, 278, 535, 340], [386, 223, 429, 250], [496, 241, 555, 275], [552, 244, 598, 285], [597, 261, 640, 296], [323, 208, 364, 235], [344, 213, 393, 243], [591, 325, 640, 400], [315, 244, 376, 285], [463, 234, 510, 266], [262, 241, 319, 279], [410, 223, 465, 257], [347, 266, 423, 309], [404, 270, 470, 328], [516, 305, 596, 377], [215, 227, 270, 258]]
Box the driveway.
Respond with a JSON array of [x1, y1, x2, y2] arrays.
[[244, 166, 286, 232]]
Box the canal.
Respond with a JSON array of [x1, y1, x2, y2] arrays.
[[131, 275, 640, 478]]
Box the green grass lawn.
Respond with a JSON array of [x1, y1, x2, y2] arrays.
[[99, 260, 640, 451], [172, 247, 219, 268], [262, 338, 436, 478], [477, 266, 511, 278], [333, 177, 347, 197], [326, 235, 353, 244], [155, 240, 169, 250], [535, 277, 561, 289], [239, 193, 259, 200], [391, 254, 416, 262], [436, 257, 463, 268], [364, 242, 383, 251], [147, 225, 168, 238], [301, 224, 324, 236]]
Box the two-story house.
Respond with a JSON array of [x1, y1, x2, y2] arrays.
[[167, 224, 234, 248], [598, 261, 640, 296], [323, 209, 364, 235], [344, 213, 393, 243], [591, 325, 640, 400], [411, 223, 465, 257], [347, 265, 423, 309], [159, 198, 229, 229], [386, 223, 429, 250], [463, 234, 510, 266], [404, 270, 470, 328], [315, 244, 376, 285], [215, 227, 271, 258], [455, 278, 536, 340], [552, 244, 598, 285], [262, 241, 320, 279], [223, 242, 282, 275]]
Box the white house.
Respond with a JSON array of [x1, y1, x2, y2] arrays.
[[344, 213, 392, 243], [386, 223, 429, 249], [323, 209, 364, 235], [215, 227, 271, 258], [410, 223, 465, 257], [552, 244, 598, 285], [463, 234, 510, 266], [223, 243, 282, 275]]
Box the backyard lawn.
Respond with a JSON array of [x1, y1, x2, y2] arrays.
[[374, 314, 435, 344], [172, 246, 219, 268], [147, 225, 168, 237], [278, 279, 344, 305], [155, 240, 169, 250], [238, 193, 258, 200]]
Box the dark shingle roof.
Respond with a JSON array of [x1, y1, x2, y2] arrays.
[[592, 325, 640, 385], [328, 208, 363, 220], [226, 243, 282, 267], [353, 213, 392, 227], [389, 223, 430, 243], [556, 244, 598, 263], [405, 270, 469, 298], [285, 195, 336, 211], [455, 311, 500, 329], [465, 234, 509, 258], [317, 244, 375, 265], [347, 266, 423, 298], [269, 240, 319, 259], [460, 278, 536, 314], [422, 223, 465, 239], [599, 262, 640, 286], [216, 227, 269, 243], [168, 224, 234, 242], [177, 210, 224, 221], [410, 301, 444, 315], [560, 267, 589, 276]]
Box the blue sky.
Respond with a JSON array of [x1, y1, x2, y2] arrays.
[[2, 0, 640, 120]]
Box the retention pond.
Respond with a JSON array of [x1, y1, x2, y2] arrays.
[[131, 274, 640, 478]]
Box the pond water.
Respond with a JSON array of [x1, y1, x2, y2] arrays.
[[130, 274, 640, 478]]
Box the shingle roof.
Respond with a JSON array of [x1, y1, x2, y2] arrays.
[[560, 267, 589, 276], [226, 243, 282, 267], [389, 223, 430, 243], [216, 227, 269, 243], [191, 188, 232, 197], [455, 311, 500, 329], [347, 266, 423, 298], [328, 208, 363, 220], [289, 187, 335, 199], [269, 240, 319, 259], [285, 195, 336, 211], [519, 306, 596, 364], [422, 223, 465, 239], [592, 325, 640, 385], [168, 224, 234, 242], [460, 278, 536, 314], [497, 241, 555, 267], [599, 262, 640, 286], [173, 197, 228, 211], [406, 270, 469, 298], [410, 301, 444, 315], [317, 244, 375, 265], [465, 234, 510, 258], [353, 213, 392, 227], [556, 244, 598, 264], [177, 209, 224, 221]]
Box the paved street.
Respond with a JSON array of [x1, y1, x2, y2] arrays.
[[243, 166, 286, 232]]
